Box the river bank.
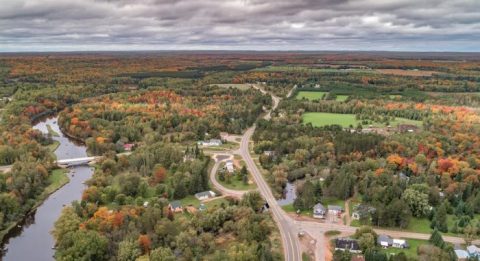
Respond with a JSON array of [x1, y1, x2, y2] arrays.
[[0, 169, 69, 243], [1, 116, 93, 261]]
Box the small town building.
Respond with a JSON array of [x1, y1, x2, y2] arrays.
[[313, 203, 326, 219], [328, 205, 343, 216], [334, 238, 361, 253], [377, 235, 393, 248], [455, 249, 469, 261], [263, 150, 275, 157], [168, 200, 183, 213], [198, 139, 222, 147], [194, 191, 216, 201], [225, 160, 235, 173], [392, 239, 408, 249]]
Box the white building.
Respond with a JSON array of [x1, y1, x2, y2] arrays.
[[194, 191, 216, 201], [198, 139, 222, 147], [225, 160, 235, 173], [392, 239, 408, 249]]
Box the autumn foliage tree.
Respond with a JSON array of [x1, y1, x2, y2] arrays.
[[138, 234, 152, 254]]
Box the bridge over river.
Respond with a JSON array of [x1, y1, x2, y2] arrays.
[[1, 152, 131, 173]]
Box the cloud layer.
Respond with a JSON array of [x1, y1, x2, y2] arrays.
[[1, 0, 479, 51]]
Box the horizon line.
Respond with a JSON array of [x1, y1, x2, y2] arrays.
[[1, 49, 480, 54]]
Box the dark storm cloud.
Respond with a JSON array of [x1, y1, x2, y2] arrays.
[[0, 0, 479, 51]]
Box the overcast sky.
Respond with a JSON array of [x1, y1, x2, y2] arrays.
[[1, 0, 479, 52]]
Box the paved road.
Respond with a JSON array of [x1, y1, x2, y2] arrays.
[[239, 127, 302, 261], [235, 85, 302, 261], [300, 220, 480, 245]]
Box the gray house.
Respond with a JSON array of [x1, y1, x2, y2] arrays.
[[377, 234, 393, 248], [313, 203, 326, 219], [334, 238, 361, 253]]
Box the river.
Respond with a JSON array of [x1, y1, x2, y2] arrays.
[[277, 182, 297, 206], [1, 117, 93, 261]]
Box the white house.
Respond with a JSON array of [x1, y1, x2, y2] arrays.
[[194, 191, 216, 201], [313, 203, 326, 219], [198, 139, 222, 147], [225, 160, 235, 173]]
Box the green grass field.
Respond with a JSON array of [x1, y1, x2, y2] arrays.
[[48, 140, 60, 152], [210, 83, 252, 90], [302, 113, 357, 127], [180, 196, 230, 209], [204, 198, 230, 208], [302, 112, 422, 128], [335, 95, 349, 101], [296, 91, 327, 101], [44, 169, 69, 196], [281, 203, 313, 216], [406, 217, 431, 234], [217, 172, 256, 190]]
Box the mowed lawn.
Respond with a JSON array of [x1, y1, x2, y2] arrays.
[[335, 95, 349, 101], [296, 91, 327, 101], [302, 113, 357, 127], [302, 112, 422, 128]]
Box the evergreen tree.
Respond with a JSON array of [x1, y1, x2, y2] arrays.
[[429, 229, 445, 249], [242, 173, 248, 185], [435, 204, 448, 233]]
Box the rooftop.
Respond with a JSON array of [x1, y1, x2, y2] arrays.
[[169, 200, 182, 209]]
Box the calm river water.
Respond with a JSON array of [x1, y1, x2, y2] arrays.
[[1, 117, 93, 261]]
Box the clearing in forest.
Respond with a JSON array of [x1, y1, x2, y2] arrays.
[[302, 112, 422, 128], [296, 91, 349, 101]]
